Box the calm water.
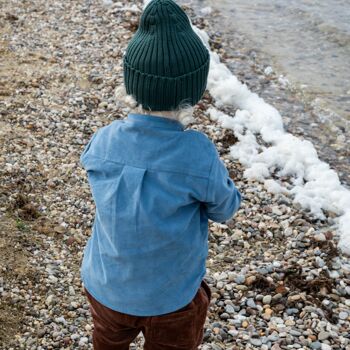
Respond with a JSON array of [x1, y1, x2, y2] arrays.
[[195, 0, 350, 122]]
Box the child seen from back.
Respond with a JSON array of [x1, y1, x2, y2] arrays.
[[80, 0, 242, 349]]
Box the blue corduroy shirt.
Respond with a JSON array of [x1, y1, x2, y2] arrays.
[[80, 113, 242, 316]]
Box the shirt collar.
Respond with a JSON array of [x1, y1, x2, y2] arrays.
[[127, 113, 184, 131]]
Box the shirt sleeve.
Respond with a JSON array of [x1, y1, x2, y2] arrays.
[[203, 153, 242, 223], [80, 131, 98, 167]]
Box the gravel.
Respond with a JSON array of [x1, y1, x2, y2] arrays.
[[1, 0, 350, 349]]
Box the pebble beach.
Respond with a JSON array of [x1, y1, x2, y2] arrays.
[[0, 0, 350, 349]]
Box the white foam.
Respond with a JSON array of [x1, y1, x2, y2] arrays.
[[264, 179, 289, 195], [194, 26, 350, 255]]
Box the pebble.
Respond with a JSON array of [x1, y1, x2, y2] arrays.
[[272, 206, 283, 216], [220, 312, 230, 320], [339, 311, 348, 320], [234, 274, 246, 284], [268, 334, 280, 342], [271, 345, 282, 350], [288, 294, 302, 302], [45, 294, 56, 306], [245, 275, 256, 285], [1, 2, 349, 350], [290, 329, 302, 336], [250, 338, 262, 346], [285, 319, 295, 326], [247, 298, 256, 308], [315, 257, 326, 268], [310, 341, 322, 349], [263, 295, 272, 304], [286, 308, 299, 315], [272, 293, 283, 302], [228, 329, 238, 337], [225, 305, 236, 314], [314, 233, 326, 241], [78, 337, 89, 346], [318, 331, 330, 341], [242, 321, 249, 328]]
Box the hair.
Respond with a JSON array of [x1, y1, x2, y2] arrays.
[[115, 85, 195, 127]]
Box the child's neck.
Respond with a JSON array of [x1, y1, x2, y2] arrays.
[[140, 110, 178, 121]]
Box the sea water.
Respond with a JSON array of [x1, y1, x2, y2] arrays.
[[195, 0, 350, 122]]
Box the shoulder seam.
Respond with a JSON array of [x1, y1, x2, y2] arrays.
[[83, 154, 211, 179]]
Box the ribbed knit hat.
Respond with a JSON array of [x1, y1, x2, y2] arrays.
[[123, 0, 210, 111]]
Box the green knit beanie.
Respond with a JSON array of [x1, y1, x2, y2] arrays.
[[123, 0, 210, 111]]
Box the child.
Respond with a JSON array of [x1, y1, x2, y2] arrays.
[[80, 0, 242, 349]]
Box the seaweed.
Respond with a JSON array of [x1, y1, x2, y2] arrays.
[[249, 274, 276, 292]]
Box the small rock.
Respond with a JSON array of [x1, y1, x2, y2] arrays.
[[263, 308, 273, 320], [268, 333, 280, 342], [37, 329, 46, 338], [318, 331, 330, 341], [263, 295, 272, 304], [286, 308, 299, 315], [225, 305, 236, 314], [285, 319, 295, 326], [245, 275, 256, 285], [272, 293, 283, 301], [250, 338, 262, 346], [53, 225, 66, 234], [288, 294, 302, 302], [45, 294, 56, 306], [314, 233, 326, 241], [290, 329, 302, 336], [310, 341, 322, 350], [284, 227, 293, 236], [339, 311, 348, 320], [220, 312, 230, 320], [315, 257, 325, 268], [228, 329, 238, 337], [242, 320, 249, 328], [271, 344, 282, 350], [328, 270, 340, 279], [247, 298, 256, 308], [324, 231, 334, 240], [235, 274, 246, 284], [272, 206, 283, 215], [78, 337, 88, 346]]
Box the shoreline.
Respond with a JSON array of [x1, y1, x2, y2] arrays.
[[1, 0, 350, 349], [190, 0, 350, 127], [184, 3, 350, 188]]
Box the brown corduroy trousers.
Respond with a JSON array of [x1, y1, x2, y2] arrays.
[[84, 280, 212, 350]]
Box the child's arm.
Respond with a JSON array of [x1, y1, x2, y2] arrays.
[[203, 154, 242, 223]]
